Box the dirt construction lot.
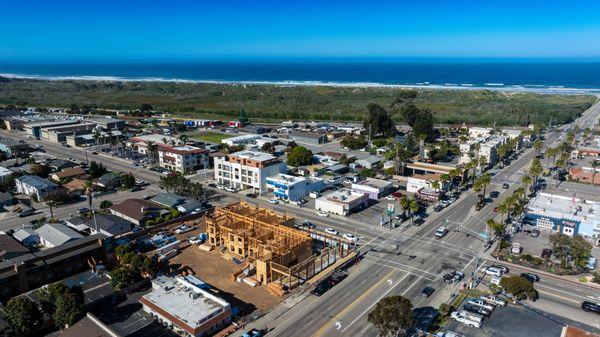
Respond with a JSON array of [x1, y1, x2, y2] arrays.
[[169, 244, 280, 314]]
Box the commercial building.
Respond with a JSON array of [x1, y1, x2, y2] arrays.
[[353, 156, 381, 170], [0, 234, 105, 301], [140, 275, 231, 337], [86, 116, 125, 130], [25, 120, 79, 138], [206, 202, 312, 286], [66, 130, 125, 147], [15, 175, 63, 201], [0, 138, 29, 157], [129, 134, 183, 157], [40, 123, 97, 143], [569, 160, 600, 186], [351, 178, 393, 200], [158, 145, 208, 173], [35, 223, 85, 248], [406, 173, 448, 193], [221, 134, 262, 147], [213, 151, 287, 194], [266, 173, 324, 201], [315, 189, 369, 216], [524, 192, 600, 242], [468, 127, 492, 139], [289, 131, 327, 145]]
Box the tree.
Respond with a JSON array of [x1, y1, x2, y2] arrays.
[[364, 103, 395, 139], [591, 159, 600, 185], [88, 161, 107, 178], [400, 104, 436, 142], [261, 142, 275, 154], [500, 276, 538, 301], [341, 135, 368, 150], [473, 173, 492, 199], [123, 172, 135, 188], [84, 179, 94, 208], [31, 163, 50, 178], [47, 200, 57, 220], [287, 146, 313, 167], [110, 267, 135, 290], [53, 291, 85, 329], [100, 200, 113, 209], [406, 198, 420, 225], [549, 234, 592, 270], [5, 297, 42, 335], [140, 103, 153, 113], [438, 303, 455, 318], [367, 295, 414, 337], [144, 140, 158, 163], [529, 158, 543, 191], [533, 139, 544, 157]]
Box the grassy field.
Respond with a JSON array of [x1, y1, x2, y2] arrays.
[[0, 77, 596, 125], [187, 131, 234, 143]]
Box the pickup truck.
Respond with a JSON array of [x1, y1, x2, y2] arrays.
[[450, 311, 482, 328], [466, 298, 495, 312], [462, 303, 491, 317], [480, 294, 507, 307]]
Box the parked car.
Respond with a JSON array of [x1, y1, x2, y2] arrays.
[[312, 270, 346, 296], [241, 329, 264, 337], [216, 185, 225, 190], [77, 207, 89, 214], [530, 229, 541, 238], [188, 236, 203, 245], [489, 265, 509, 274], [421, 286, 435, 298], [490, 276, 502, 286], [301, 221, 316, 229], [343, 233, 359, 242], [443, 271, 465, 284], [385, 195, 395, 201], [324, 227, 339, 236], [268, 198, 279, 204], [485, 266, 504, 277], [541, 248, 552, 260], [480, 294, 507, 307], [450, 311, 482, 328], [463, 303, 491, 317], [520, 272, 540, 283], [224, 187, 236, 193], [246, 193, 258, 198], [466, 298, 495, 312], [493, 207, 499, 212], [502, 183, 510, 189], [317, 211, 329, 217], [175, 225, 192, 234], [581, 301, 600, 314], [18, 209, 35, 217]]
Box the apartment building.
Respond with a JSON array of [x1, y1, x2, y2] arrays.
[[158, 145, 209, 173], [214, 151, 287, 194]]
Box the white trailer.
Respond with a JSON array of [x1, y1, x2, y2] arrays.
[[451, 311, 482, 328]]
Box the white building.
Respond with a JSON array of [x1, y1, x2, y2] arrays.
[[266, 174, 324, 201], [35, 223, 84, 248], [214, 151, 287, 194], [351, 178, 393, 200], [15, 175, 62, 201], [315, 189, 369, 216], [129, 134, 182, 156], [468, 127, 492, 139], [140, 275, 231, 337], [222, 134, 262, 147], [159, 145, 209, 173], [406, 173, 448, 193], [0, 166, 12, 183]]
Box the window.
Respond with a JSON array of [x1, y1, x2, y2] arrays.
[[238, 248, 243, 255]]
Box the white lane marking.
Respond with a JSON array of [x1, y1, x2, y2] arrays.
[[363, 256, 439, 278]]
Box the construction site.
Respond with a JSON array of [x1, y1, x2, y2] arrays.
[[204, 201, 355, 296]]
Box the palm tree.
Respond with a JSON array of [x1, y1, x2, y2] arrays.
[[178, 134, 189, 144], [486, 218, 505, 253], [522, 175, 533, 194], [533, 139, 543, 157], [93, 130, 101, 148], [475, 173, 492, 199], [497, 199, 510, 224], [529, 158, 543, 191], [84, 179, 94, 208], [408, 198, 419, 225], [144, 140, 158, 163], [47, 200, 56, 220], [399, 197, 410, 218], [591, 160, 600, 185]]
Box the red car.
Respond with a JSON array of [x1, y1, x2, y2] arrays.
[[493, 207, 499, 212]]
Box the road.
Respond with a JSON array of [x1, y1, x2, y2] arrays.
[[3, 97, 600, 336]]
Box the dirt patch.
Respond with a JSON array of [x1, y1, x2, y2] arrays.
[[169, 244, 280, 314]]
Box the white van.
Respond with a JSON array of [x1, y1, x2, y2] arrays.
[[485, 266, 503, 277]]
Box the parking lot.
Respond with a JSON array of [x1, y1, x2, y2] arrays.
[[444, 304, 565, 337]]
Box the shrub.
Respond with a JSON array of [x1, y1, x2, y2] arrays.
[[100, 200, 113, 209], [578, 276, 588, 283], [145, 219, 154, 227], [592, 272, 600, 284], [164, 214, 172, 221]]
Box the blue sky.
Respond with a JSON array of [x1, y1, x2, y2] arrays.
[[1, 0, 599, 61]]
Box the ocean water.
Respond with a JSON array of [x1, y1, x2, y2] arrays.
[[1, 61, 600, 94]]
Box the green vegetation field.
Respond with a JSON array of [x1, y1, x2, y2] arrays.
[[0, 77, 595, 125], [187, 131, 234, 143]]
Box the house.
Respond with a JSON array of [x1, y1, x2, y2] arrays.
[[315, 189, 369, 216], [351, 178, 393, 200], [66, 214, 133, 237], [50, 167, 87, 181], [0, 166, 13, 182], [0, 234, 29, 261], [354, 156, 381, 170], [140, 275, 231, 337], [96, 172, 123, 189], [12, 228, 39, 247], [109, 199, 162, 226], [569, 158, 600, 186], [46, 159, 78, 171], [0, 138, 29, 157], [15, 175, 63, 201], [35, 223, 84, 248], [213, 151, 287, 194], [0, 192, 15, 208], [63, 178, 87, 197], [150, 193, 204, 214]]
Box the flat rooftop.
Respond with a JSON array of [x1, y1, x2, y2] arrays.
[[229, 150, 277, 162], [131, 134, 180, 145], [527, 192, 600, 224], [141, 276, 229, 330], [320, 189, 366, 204], [353, 177, 392, 189], [267, 173, 306, 185]]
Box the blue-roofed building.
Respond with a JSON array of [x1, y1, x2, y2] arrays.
[[15, 175, 62, 200], [266, 173, 324, 202]]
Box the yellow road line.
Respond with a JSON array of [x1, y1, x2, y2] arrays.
[[312, 269, 397, 337]]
